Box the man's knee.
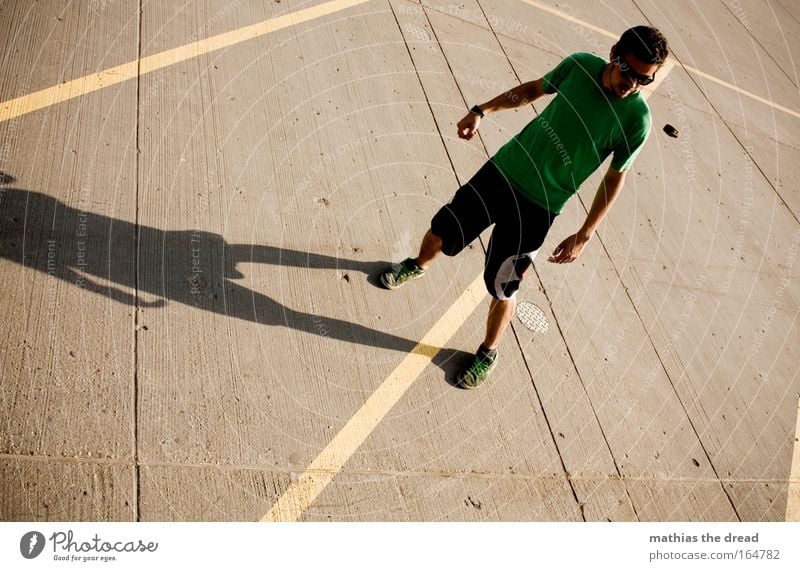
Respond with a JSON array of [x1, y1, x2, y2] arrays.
[[430, 213, 467, 257], [484, 253, 535, 300]]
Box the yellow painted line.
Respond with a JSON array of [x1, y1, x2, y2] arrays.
[[0, 0, 371, 123], [786, 397, 800, 521], [681, 63, 800, 120], [261, 273, 487, 522], [518, 0, 615, 40], [517, 0, 800, 120]]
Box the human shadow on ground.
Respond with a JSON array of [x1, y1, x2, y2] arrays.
[[0, 187, 470, 378]]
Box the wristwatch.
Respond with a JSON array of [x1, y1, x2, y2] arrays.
[[469, 104, 485, 118]]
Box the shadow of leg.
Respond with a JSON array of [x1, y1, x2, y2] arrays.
[[432, 348, 474, 388], [224, 279, 418, 354], [227, 243, 390, 289]]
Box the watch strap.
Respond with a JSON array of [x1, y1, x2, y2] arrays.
[[469, 104, 484, 118]]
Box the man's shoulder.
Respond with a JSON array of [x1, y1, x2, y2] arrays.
[[618, 93, 652, 141], [565, 52, 607, 68], [628, 92, 652, 124], [569, 52, 607, 63]]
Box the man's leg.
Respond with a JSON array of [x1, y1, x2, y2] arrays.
[[458, 195, 555, 389], [482, 297, 516, 350], [380, 229, 442, 289], [456, 272, 520, 390], [415, 228, 442, 269], [381, 161, 501, 291]]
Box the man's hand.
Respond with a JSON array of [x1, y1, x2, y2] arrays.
[[548, 232, 591, 263], [457, 112, 481, 140]]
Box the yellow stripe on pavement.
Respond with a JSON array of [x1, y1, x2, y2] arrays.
[[261, 273, 487, 522], [0, 0, 371, 123], [518, 0, 615, 39], [681, 63, 800, 120]]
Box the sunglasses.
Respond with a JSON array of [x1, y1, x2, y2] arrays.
[[612, 55, 656, 86]]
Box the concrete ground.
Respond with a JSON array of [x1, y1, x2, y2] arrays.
[[0, 0, 798, 521]]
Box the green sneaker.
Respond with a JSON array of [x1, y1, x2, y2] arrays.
[[457, 347, 498, 389], [380, 258, 426, 290]]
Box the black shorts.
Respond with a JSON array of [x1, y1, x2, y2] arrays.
[[430, 160, 556, 300]]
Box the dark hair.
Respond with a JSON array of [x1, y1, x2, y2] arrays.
[[616, 26, 669, 65]]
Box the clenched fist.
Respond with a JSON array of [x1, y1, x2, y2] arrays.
[[457, 112, 481, 140]]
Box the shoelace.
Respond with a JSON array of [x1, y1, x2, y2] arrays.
[[468, 355, 494, 376], [395, 262, 417, 280]]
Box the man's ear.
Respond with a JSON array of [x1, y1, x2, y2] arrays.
[[609, 43, 617, 60]]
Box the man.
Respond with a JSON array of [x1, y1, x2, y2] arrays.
[[381, 26, 669, 388]]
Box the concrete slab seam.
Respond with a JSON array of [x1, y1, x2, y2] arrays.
[[133, 0, 144, 524], [388, 0, 463, 188], [719, 0, 799, 89], [3, 452, 798, 486]]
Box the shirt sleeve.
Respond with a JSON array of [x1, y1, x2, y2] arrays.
[[541, 55, 576, 94], [611, 111, 651, 172]]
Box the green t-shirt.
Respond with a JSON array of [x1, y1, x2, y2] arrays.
[[492, 52, 651, 214]]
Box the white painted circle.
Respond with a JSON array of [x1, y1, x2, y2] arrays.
[[516, 301, 550, 333]]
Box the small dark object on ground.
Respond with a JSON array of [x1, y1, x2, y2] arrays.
[[663, 124, 679, 138]]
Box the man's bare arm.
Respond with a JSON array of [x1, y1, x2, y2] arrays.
[[478, 78, 548, 113], [548, 166, 627, 263], [457, 79, 549, 140]]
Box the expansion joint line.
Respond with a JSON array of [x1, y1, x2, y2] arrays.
[[719, 2, 798, 89], [387, 2, 462, 189], [133, 0, 144, 523]]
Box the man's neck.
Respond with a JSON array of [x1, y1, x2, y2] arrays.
[[600, 64, 614, 95]]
